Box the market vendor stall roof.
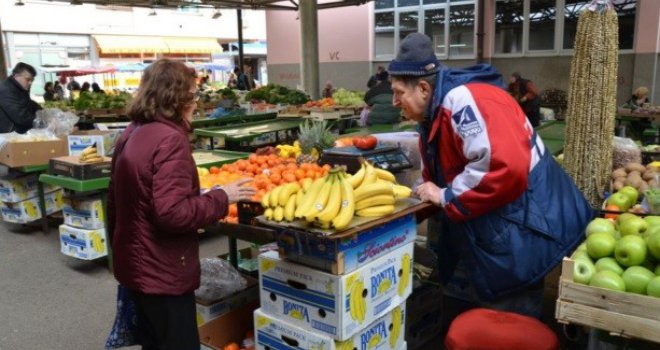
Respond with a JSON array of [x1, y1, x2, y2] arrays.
[[93, 35, 222, 54], [42, 0, 372, 11]]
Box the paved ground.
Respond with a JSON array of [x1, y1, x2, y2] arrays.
[[0, 220, 235, 350]]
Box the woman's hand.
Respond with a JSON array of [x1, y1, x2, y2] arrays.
[[219, 178, 256, 204], [415, 181, 443, 207]]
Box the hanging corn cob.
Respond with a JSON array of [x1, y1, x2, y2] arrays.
[[563, 0, 618, 207]]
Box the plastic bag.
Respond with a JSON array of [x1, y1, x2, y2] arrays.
[[612, 136, 642, 170], [194, 258, 247, 302], [36, 108, 79, 137]]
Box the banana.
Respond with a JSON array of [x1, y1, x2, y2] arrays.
[[356, 204, 395, 217], [81, 146, 97, 156], [392, 185, 412, 199], [361, 162, 378, 187], [353, 182, 394, 203], [398, 253, 411, 297], [264, 207, 274, 220], [278, 182, 301, 207], [355, 194, 395, 210], [269, 185, 283, 208], [374, 168, 396, 183], [390, 306, 402, 349], [295, 176, 326, 218], [348, 163, 366, 189], [80, 156, 103, 163], [304, 175, 334, 222], [331, 175, 355, 230], [273, 206, 284, 222], [261, 191, 270, 208], [295, 188, 304, 208], [284, 194, 297, 222], [315, 177, 342, 224], [301, 178, 313, 192]]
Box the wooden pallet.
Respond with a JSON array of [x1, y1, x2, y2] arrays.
[[555, 257, 660, 343]]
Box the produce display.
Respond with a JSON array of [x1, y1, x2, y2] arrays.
[[245, 84, 309, 105], [261, 161, 411, 230], [332, 88, 365, 106], [303, 97, 336, 108], [605, 162, 660, 215], [72, 91, 133, 112], [572, 214, 660, 298], [78, 145, 103, 163], [295, 120, 335, 164], [563, 6, 618, 206]]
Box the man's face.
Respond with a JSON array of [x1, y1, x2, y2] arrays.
[[391, 78, 431, 122], [14, 71, 34, 91], [509, 76, 517, 84]]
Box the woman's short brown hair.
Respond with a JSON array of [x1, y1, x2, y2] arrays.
[[128, 59, 196, 124]]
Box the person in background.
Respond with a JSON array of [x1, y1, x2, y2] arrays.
[[81, 82, 90, 93], [92, 82, 105, 94], [43, 82, 56, 102], [322, 80, 335, 98], [388, 33, 592, 334], [234, 67, 250, 91], [67, 77, 81, 92], [107, 58, 256, 349], [0, 62, 42, 133], [227, 71, 238, 89], [508, 72, 541, 127], [363, 71, 401, 125], [367, 65, 385, 89], [624, 86, 650, 111], [54, 81, 65, 99]]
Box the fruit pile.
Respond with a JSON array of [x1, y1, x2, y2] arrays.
[[611, 162, 659, 194], [261, 162, 411, 230], [332, 88, 365, 106], [78, 145, 103, 163], [573, 212, 660, 297], [605, 185, 647, 216], [303, 97, 335, 108]]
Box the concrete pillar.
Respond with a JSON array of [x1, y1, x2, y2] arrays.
[[237, 9, 245, 76], [0, 19, 6, 80], [299, 0, 320, 99]]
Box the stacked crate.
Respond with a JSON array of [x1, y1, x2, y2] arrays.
[[58, 196, 108, 260], [0, 173, 63, 224], [253, 213, 418, 350]]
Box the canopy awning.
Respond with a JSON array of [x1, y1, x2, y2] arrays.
[[163, 37, 223, 54], [94, 35, 169, 54]]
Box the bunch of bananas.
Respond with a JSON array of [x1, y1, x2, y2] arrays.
[[276, 141, 302, 159], [262, 178, 312, 222], [348, 162, 412, 218], [79, 144, 103, 163]]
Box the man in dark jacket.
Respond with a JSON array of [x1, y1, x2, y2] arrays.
[[363, 71, 401, 125], [0, 63, 42, 133], [508, 72, 541, 127]]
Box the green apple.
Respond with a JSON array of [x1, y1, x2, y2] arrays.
[[646, 231, 660, 260], [589, 270, 626, 292], [619, 186, 639, 208], [656, 265, 660, 276], [576, 242, 588, 252], [586, 218, 616, 237], [647, 276, 660, 297], [586, 232, 617, 259], [615, 235, 648, 267], [573, 258, 597, 285], [622, 266, 655, 294], [619, 216, 649, 237], [616, 213, 638, 229], [595, 257, 624, 275], [644, 215, 660, 228], [572, 250, 592, 262], [607, 192, 632, 212]]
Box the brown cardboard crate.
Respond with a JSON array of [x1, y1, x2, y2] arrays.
[[49, 156, 112, 180], [555, 257, 660, 343], [0, 139, 68, 168], [199, 301, 259, 350], [196, 274, 259, 326]]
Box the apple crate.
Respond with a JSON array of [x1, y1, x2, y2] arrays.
[[555, 257, 660, 343]]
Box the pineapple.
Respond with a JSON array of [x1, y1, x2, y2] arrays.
[[296, 120, 335, 164]]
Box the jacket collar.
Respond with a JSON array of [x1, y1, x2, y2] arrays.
[[7, 76, 30, 96], [153, 114, 191, 135]]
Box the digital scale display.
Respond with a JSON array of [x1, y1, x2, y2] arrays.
[[320, 145, 413, 173]]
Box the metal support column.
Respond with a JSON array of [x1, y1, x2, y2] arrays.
[[476, 0, 485, 64], [0, 19, 7, 80], [237, 9, 245, 76], [299, 0, 320, 99]]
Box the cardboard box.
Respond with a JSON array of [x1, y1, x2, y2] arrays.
[[63, 196, 105, 230], [276, 214, 417, 274], [199, 302, 259, 350], [196, 274, 259, 326], [58, 224, 108, 260], [254, 303, 406, 350], [0, 139, 68, 168], [0, 189, 64, 223], [258, 243, 414, 341], [50, 156, 112, 180], [67, 130, 118, 157], [0, 173, 59, 203]]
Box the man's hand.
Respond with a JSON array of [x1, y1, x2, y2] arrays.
[[415, 181, 443, 207], [218, 178, 256, 204]]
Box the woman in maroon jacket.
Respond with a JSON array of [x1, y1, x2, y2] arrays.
[[108, 59, 255, 349]]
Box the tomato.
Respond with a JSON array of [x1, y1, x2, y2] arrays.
[[209, 166, 220, 174], [353, 135, 378, 150]]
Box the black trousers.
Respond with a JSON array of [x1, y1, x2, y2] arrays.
[[130, 291, 199, 350]]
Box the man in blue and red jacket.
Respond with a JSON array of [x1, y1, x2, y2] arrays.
[[388, 33, 593, 329]]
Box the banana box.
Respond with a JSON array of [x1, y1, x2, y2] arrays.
[[58, 224, 107, 260], [0, 189, 64, 223], [0, 173, 59, 203], [276, 213, 416, 274], [254, 303, 406, 350], [63, 196, 105, 230], [258, 243, 414, 341], [67, 130, 118, 157]]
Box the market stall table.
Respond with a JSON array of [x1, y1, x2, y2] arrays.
[[342, 123, 418, 136], [194, 119, 303, 151], [191, 111, 278, 130]]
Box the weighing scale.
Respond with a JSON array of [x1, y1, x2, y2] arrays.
[[320, 145, 412, 174]]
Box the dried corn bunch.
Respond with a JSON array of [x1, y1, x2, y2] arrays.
[[563, 5, 618, 207]]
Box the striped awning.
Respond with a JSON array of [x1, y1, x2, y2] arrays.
[[94, 35, 222, 54], [163, 37, 223, 54]]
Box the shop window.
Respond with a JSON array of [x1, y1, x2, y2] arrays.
[[399, 11, 420, 41], [494, 0, 523, 54], [449, 3, 475, 57], [398, 0, 419, 6], [375, 12, 396, 58], [424, 0, 446, 3], [424, 8, 446, 55], [529, 0, 556, 51], [375, 0, 394, 9], [613, 0, 636, 50]]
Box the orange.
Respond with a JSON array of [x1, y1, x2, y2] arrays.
[[269, 173, 282, 185], [223, 342, 240, 350], [322, 164, 331, 172], [228, 204, 238, 217], [283, 172, 297, 183], [209, 166, 220, 174], [248, 154, 257, 162], [604, 204, 620, 220]]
